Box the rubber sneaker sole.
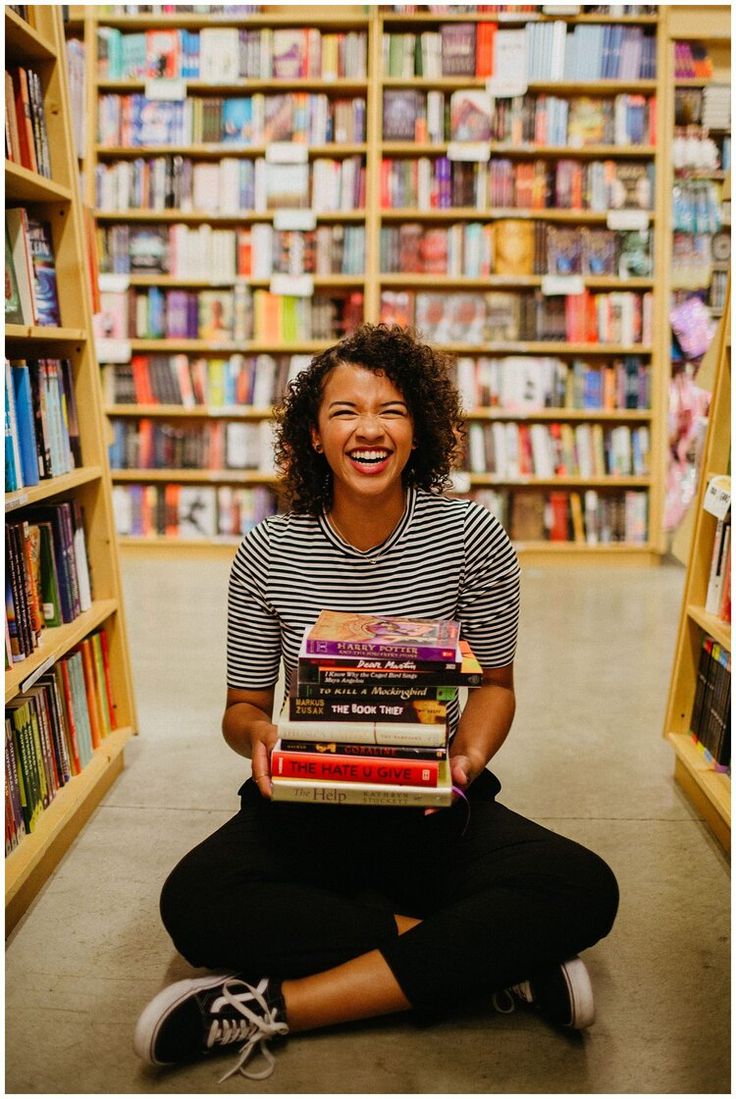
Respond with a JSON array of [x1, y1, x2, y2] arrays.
[[134, 973, 236, 1065], [561, 957, 595, 1029]]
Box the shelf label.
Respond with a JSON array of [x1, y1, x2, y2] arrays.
[[5, 491, 28, 513], [266, 142, 309, 164], [144, 78, 186, 101], [704, 475, 731, 520], [98, 273, 130, 293], [20, 655, 55, 694], [606, 210, 650, 231], [96, 338, 132, 363], [270, 274, 314, 298], [541, 275, 585, 297], [273, 209, 317, 231], [450, 471, 472, 494], [447, 141, 491, 163]]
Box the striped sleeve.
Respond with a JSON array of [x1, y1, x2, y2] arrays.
[[457, 503, 521, 669], [226, 519, 282, 690]]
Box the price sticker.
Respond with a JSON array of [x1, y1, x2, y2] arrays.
[[273, 209, 317, 231], [144, 78, 186, 101], [541, 275, 585, 296], [266, 143, 309, 164], [447, 141, 491, 163], [96, 338, 132, 363], [704, 475, 731, 520], [606, 210, 650, 231], [270, 274, 314, 298], [98, 273, 130, 293]]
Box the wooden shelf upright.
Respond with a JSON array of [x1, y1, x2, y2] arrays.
[[5, 6, 137, 933]]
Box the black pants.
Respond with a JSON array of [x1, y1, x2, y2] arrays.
[[160, 771, 619, 1013]]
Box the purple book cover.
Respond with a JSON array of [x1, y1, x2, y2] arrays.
[[305, 611, 461, 662]]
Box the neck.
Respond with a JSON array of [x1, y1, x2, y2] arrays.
[[328, 488, 407, 552]]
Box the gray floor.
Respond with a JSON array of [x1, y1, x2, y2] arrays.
[[5, 555, 731, 1095]]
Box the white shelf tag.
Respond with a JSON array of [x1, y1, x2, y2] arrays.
[[450, 471, 472, 494], [447, 141, 491, 163], [6, 492, 28, 513], [96, 338, 132, 363], [144, 78, 186, 101], [98, 273, 130, 293], [704, 475, 731, 520], [606, 210, 650, 231], [273, 209, 317, 231], [266, 142, 309, 164], [270, 274, 314, 298], [541, 275, 585, 297]]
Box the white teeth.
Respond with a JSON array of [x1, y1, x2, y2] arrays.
[[350, 450, 390, 463]]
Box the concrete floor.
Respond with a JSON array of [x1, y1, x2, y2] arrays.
[[5, 555, 731, 1094]]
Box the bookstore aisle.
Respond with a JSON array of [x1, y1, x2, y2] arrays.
[[4, 554, 729, 1094]]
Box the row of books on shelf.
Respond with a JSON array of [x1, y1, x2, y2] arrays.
[[383, 89, 654, 146], [689, 635, 730, 774], [5, 627, 118, 855], [5, 359, 81, 493], [95, 154, 366, 214], [97, 26, 368, 82], [5, 212, 61, 328], [380, 156, 654, 212], [98, 93, 367, 147], [112, 482, 277, 539], [4, 65, 53, 179], [673, 41, 715, 82], [271, 612, 479, 807], [454, 354, 650, 412], [705, 511, 731, 625], [379, 289, 653, 346], [102, 352, 306, 409], [5, 502, 92, 665], [472, 485, 648, 544], [464, 420, 650, 478], [382, 21, 655, 81], [108, 417, 275, 473], [379, 222, 652, 278]]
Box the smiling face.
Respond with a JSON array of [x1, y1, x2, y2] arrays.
[[311, 362, 414, 512]]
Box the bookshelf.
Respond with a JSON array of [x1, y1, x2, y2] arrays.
[[76, 4, 674, 560], [5, 6, 137, 932], [662, 280, 730, 852]]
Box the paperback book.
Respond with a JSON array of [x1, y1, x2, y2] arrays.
[[304, 610, 461, 662]]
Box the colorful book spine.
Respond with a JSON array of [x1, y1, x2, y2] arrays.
[[276, 717, 447, 748], [271, 742, 440, 787], [271, 763, 453, 808]]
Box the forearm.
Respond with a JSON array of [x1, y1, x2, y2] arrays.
[[450, 679, 516, 782], [222, 685, 277, 761]]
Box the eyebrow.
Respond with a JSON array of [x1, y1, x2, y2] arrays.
[[327, 400, 409, 409]]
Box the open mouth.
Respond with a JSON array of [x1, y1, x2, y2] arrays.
[[347, 449, 392, 466]]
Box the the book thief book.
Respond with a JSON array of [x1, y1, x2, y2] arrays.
[[305, 610, 461, 661]]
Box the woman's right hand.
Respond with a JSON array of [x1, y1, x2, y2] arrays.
[[249, 721, 278, 799]]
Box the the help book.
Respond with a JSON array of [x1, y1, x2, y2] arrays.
[[304, 610, 461, 661], [270, 759, 453, 808]]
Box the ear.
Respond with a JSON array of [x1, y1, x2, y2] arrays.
[[310, 425, 323, 453]]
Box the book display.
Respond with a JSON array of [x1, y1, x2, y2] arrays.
[[64, 5, 702, 560], [663, 281, 730, 851], [5, 6, 137, 931]]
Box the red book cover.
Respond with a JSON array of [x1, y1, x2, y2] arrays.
[[98, 628, 118, 730], [130, 355, 155, 404], [548, 491, 569, 542], [271, 742, 440, 787], [11, 67, 37, 173], [77, 639, 103, 749], [305, 610, 461, 662]]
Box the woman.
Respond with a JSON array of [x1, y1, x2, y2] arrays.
[[134, 325, 619, 1082]]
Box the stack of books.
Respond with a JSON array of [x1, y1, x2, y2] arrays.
[[270, 610, 483, 808]]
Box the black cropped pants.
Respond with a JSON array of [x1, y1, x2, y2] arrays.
[[160, 771, 619, 1013]]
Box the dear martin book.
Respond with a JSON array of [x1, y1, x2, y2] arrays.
[[304, 611, 461, 661]]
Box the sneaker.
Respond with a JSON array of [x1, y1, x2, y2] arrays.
[[493, 956, 595, 1030], [133, 973, 289, 1081]]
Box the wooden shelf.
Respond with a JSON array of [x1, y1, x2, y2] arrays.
[[4, 7, 56, 60], [94, 209, 365, 224], [382, 142, 657, 159], [104, 273, 364, 288], [119, 536, 241, 549], [380, 207, 654, 223], [466, 408, 652, 423], [381, 77, 658, 93], [128, 339, 333, 354], [5, 725, 134, 933], [4, 160, 73, 202], [97, 77, 369, 94], [111, 469, 279, 484], [379, 274, 655, 290], [686, 605, 731, 652], [96, 143, 368, 159], [430, 343, 653, 356], [5, 466, 104, 513], [5, 324, 87, 343], [105, 405, 272, 419], [97, 11, 370, 30], [667, 732, 731, 835], [381, 11, 659, 25], [5, 600, 119, 705], [468, 475, 651, 488]]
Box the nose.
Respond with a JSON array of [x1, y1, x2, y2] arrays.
[[355, 413, 385, 439]]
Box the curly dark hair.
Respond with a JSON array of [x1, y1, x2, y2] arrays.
[[273, 323, 465, 515]]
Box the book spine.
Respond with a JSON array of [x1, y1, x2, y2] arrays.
[[270, 777, 452, 808], [289, 694, 448, 724], [305, 638, 458, 662], [276, 719, 446, 748], [280, 739, 447, 761], [271, 749, 440, 787], [299, 664, 481, 688]]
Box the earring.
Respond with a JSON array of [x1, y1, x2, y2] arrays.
[[314, 443, 323, 454]]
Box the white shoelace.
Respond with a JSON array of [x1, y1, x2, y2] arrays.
[[204, 977, 289, 1082]]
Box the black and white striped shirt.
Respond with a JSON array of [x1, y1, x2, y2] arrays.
[[227, 487, 520, 734]]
